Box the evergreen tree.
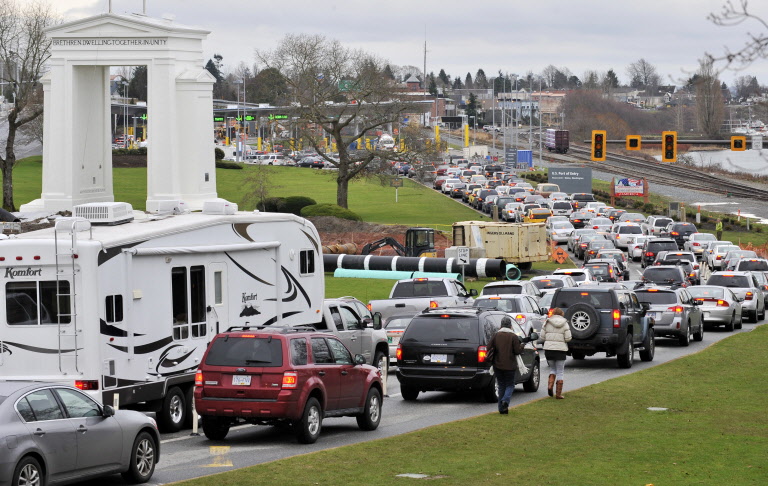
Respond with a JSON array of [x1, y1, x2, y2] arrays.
[[465, 72, 474, 89], [452, 77, 463, 89], [383, 64, 396, 80], [438, 68, 450, 86], [475, 68, 488, 88]]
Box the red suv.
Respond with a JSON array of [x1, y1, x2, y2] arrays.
[[194, 328, 383, 444]]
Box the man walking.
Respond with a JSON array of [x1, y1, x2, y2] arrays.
[[487, 316, 524, 414], [716, 218, 723, 241]]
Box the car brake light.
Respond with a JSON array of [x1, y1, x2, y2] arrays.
[[745, 292, 754, 300], [515, 314, 526, 322], [593, 226, 599, 229], [716, 255, 722, 260], [396, 344, 403, 361], [478, 345, 489, 363], [429, 301, 439, 308], [667, 306, 684, 314], [693, 242, 700, 246], [75, 380, 99, 391], [717, 300, 729, 307], [612, 309, 621, 328], [671, 231, 679, 236], [195, 370, 203, 387], [646, 252, 654, 257], [282, 371, 298, 389], [367, 303, 372, 311]]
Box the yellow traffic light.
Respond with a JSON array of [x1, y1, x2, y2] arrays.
[[626, 135, 641, 151], [661, 131, 677, 162], [731, 135, 747, 151], [591, 130, 606, 161]]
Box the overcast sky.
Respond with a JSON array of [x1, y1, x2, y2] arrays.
[[45, 0, 768, 87]]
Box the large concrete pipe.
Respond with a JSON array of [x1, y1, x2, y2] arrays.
[[322, 254, 509, 279]]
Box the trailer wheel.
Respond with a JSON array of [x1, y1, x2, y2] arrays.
[[158, 386, 186, 433]]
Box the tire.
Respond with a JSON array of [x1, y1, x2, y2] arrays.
[[401, 385, 419, 401], [639, 330, 655, 362], [373, 351, 388, 373], [121, 431, 157, 483], [356, 388, 382, 431], [565, 304, 601, 339], [522, 360, 540, 392], [296, 397, 322, 444], [725, 313, 735, 332], [760, 305, 765, 321], [736, 312, 743, 330], [693, 321, 704, 342], [749, 309, 758, 324], [482, 374, 499, 403], [617, 336, 634, 369], [13, 456, 43, 486], [201, 416, 230, 441], [679, 324, 691, 347], [158, 387, 186, 433], [570, 351, 586, 360]]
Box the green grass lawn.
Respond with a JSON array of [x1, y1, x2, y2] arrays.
[[176, 323, 768, 486]]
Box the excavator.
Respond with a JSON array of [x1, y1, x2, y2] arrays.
[[360, 227, 437, 257]]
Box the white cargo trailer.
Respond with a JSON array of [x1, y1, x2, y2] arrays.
[[0, 202, 324, 431]]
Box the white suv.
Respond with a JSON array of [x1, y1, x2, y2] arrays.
[[609, 222, 644, 249]]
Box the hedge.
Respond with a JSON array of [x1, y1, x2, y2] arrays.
[[300, 204, 361, 221]]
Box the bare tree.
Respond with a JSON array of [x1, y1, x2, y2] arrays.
[[626, 58, 660, 91], [695, 58, 725, 138], [707, 0, 768, 71], [257, 34, 419, 208], [0, 0, 57, 211]]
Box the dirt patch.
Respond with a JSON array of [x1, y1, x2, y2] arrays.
[[309, 216, 452, 256]]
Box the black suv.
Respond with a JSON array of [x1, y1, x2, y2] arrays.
[[550, 287, 655, 368], [641, 265, 689, 287], [641, 238, 679, 268], [395, 308, 540, 402], [666, 222, 698, 249]]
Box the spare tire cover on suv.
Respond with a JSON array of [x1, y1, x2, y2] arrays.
[[565, 303, 601, 339]]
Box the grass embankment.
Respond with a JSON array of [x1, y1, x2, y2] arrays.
[[177, 323, 768, 486]]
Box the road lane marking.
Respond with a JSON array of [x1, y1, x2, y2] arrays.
[[202, 445, 234, 467]]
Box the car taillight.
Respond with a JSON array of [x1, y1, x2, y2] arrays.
[[478, 345, 489, 363], [716, 255, 722, 260], [515, 314, 526, 323], [593, 226, 599, 229], [693, 242, 701, 246], [745, 292, 754, 300], [667, 305, 684, 314], [396, 344, 403, 361], [574, 219, 582, 223], [548, 309, 554, 317], [612, 309, 621, 328], [646, 252, 654, 257], [429, 300, 439, 308], [195, 370, 203, 387], [367, 303, 372, 311], [75, 380, 99, 391], [694, 264, 699, 269], [671, 231, 679, 236], [282, 371, 298, 389], [717, 300, 729, 307], [580, 243, 588, 248]]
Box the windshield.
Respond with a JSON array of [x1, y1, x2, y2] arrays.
[[636, 291, 678, 305]]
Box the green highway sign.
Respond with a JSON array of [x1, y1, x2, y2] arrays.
[[268, 114, 289, 120]]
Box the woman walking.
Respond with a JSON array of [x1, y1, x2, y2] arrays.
[[538, 307, 572, 399]]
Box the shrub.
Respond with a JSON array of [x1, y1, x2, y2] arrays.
[[300, 204, 362, 221], [259, 197, 286, 212], [215, 147, 225, 160], [281, 196, 317, 215], [215, 160, 242, 170], [111, 147, 147, 156]]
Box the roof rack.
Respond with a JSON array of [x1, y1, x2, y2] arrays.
[[225, 325, 318, 333]]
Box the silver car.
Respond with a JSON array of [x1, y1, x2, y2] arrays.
[[722, 250, 758, 271], [687, 285, 743, 331], [635, 287, 704, 346], [473, 294, 547, 334], [0, 381, 159, 486], [683, 232, 717, 259], [567, 228, 597, 252], [706, 271, 766, 323]]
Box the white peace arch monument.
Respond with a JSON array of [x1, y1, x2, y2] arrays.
[[20, 7, 218, 213]]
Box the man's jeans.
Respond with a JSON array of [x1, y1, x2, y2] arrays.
[[495, 368, 516, 411]]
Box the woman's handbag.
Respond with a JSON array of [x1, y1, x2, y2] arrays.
[[516, 354, 529, 375]]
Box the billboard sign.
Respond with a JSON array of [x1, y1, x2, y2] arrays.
[[614, 177, 644, 196], [547, 167, 592, 194]]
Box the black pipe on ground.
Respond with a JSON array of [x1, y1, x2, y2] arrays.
[[322, 254, 509, 279]]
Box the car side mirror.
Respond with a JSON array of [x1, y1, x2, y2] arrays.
[[470, 289, 478, 296], [354, 354, 366, 365], [103, 405, 115, 418], [529, 331, 540, 341], [641, 302, 651, 311], [372, 312, 382, 330]]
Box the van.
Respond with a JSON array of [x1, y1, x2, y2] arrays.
[[536, 183, 560, 198]]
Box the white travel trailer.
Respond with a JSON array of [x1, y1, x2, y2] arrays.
[[0, 201, 324, 431]]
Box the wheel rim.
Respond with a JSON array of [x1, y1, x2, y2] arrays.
[[368, 395, 380, 423], [571, 311, 591, 331], [169, 394, 183, 423], [307, 405, 320, 436], [628, 340, 634, 364], [136, 438, 155, 476], [649, 334, 655, 356], [377, 356, 386, 373], [532, 363, 540, 387], [18, 463, 40, 486]]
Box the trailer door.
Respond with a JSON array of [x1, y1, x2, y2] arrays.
[[208, 263, 228, 336]]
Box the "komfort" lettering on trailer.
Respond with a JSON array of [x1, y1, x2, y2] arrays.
[[4, 267, 43, 279]]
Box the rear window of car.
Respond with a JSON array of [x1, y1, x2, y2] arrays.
[[643, 267, 683, 282], [585, 264, 610, 276], [654, 218, 673, 227], [532, 279, 564, 289], [648, 241, 678, 252], [619, 226, 643, 234], [673, 224, 697, 232], [205, 336, 284, 367], [688, 287, 725, 299], [556, 272, 587, 282], [553, 202, 571, 209], [392, 281, 450, 298], [553, 291, 613, 309], [707, 275, 751, 287], [385, 316, 413, 330], [636, 291, 678, 305], [404, 317, 480, 343], [474, 298, 523, 312], [737, 260, 768, 271], [482, 285, 523, 295]]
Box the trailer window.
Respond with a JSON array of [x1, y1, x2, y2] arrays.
[[105, 295, 123, 323], [6, 281, 71, 326], [214, 271, 223, 305], [190, 266, 206, 338], [300, 250, 315, 275], [171, 268, 189, 340], [171, 266, 207, 340]]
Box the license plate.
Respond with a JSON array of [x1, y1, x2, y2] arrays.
[[232, 375, 251, 386], [683, 235, 690, 240], [430, 354, 448, 363]]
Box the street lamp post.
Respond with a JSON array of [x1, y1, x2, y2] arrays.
[[122, 80, 129, 148], [234, 79, 243, 162]]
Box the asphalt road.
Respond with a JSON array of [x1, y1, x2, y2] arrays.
[[81, 240, 764, 486]]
